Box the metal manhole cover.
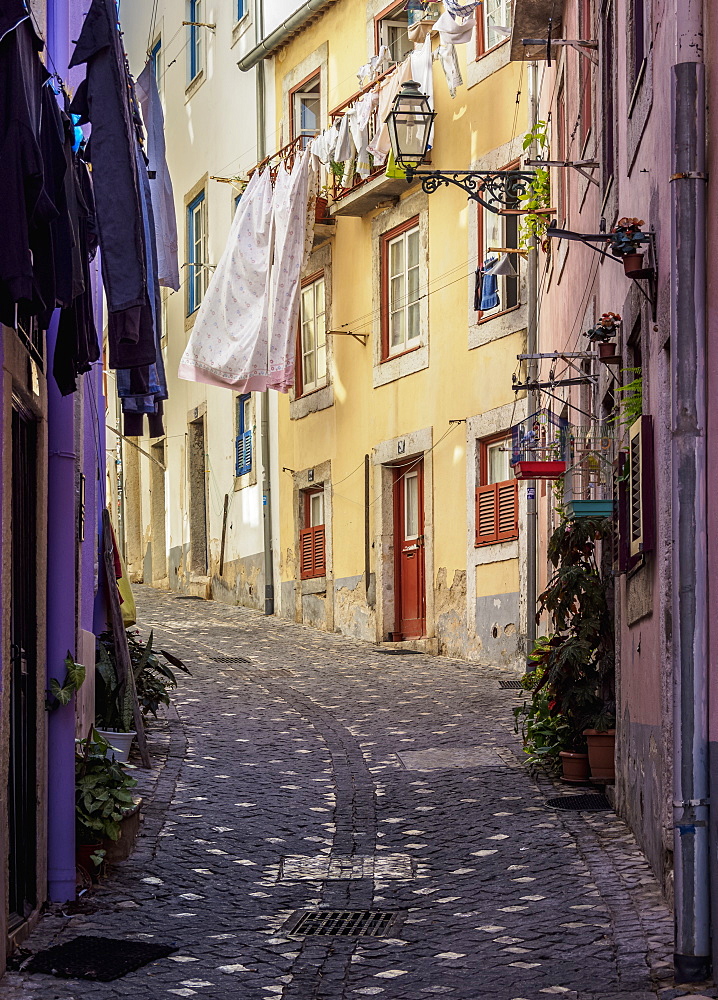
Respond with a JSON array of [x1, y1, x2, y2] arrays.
[[547, 794, 611, 811], [499, 679, 523, 689], [208, 656, 251, 663], [284, 909, 403, 938]]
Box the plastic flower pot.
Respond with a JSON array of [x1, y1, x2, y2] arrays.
[[583, 729, 616, 782], [94, 729, 137, 764], [559, 751, 591, 784]]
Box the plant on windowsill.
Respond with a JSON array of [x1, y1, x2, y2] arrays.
[[75, 729, 138, 875], [519, 120, 551, 254], [609, 217, 648, 274]]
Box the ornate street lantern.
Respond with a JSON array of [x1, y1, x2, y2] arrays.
[[386, 81, 435, 170]]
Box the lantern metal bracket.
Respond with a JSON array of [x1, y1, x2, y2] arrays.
[[402, 166, 536, 215]]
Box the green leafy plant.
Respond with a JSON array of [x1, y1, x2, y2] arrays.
[[613, 368, 643, 428], [127, 630, 191, 718], [513, 649, 582, 769], [75, 730, 137, 846], [519, 121, 551, 252], [96, 634, 134, 732], [46, 653, 86, 711]]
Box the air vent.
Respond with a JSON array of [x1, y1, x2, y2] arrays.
[[284, 910, 402, 938], [499, 679, 523, 689], [547, 794, 611, 811]]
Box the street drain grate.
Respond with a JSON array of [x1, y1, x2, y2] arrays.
[[547, 793, 611, 811], [376, 648, 421, 655], [208, 655, 251, 663], [174, 595, 204, 600], [23, 936, 177, 981], [499, 679, 523, 689], [284, 909, 402, 937]]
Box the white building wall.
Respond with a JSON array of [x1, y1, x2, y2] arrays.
[[119, 0, 281, 609]]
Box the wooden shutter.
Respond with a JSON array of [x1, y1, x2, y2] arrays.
[[614, 452, 630, 573], [236, 429, 252, 477], [497, 481, 518, 540], [475, 484, 498, 545], [628, 415, 654, 557], [299, 525, 326, 579]]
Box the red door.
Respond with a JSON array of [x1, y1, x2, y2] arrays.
[[393, 459, 426, 639]]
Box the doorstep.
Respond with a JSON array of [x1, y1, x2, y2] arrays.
[[379, 637, 439, 655]]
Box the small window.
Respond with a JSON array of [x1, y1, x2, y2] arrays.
[[477, 0, 513, 56], [555, 86, 567, 224], [300, 488, 326, 579], [477, 166, 519, 321], [187, 190, 208, 316], [377, 5, 412, 63], [382, 221, 421, 358], [631, 0, 647, 86], [601, 1, 615, 189], [150, 36, 162, 96], [187, 0, 203, 83], [236, 0, 246, 21], [235, 394, 252, 477], [297, 274, 327, 395], [475, 434, 518, 546], [292, 75, 321, 149]]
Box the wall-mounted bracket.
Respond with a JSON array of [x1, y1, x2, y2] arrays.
[[521, 38, 598, 65], [524, 157, 599, 187], [182, 20, 216, 29], [327, 330, 367, 346]]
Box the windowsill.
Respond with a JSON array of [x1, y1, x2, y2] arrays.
[[234, 464, 257, 491], [476, 302, 520, 326], [231, 13, 252, 47], [475, 533, 518, 549], [383, 341, 422, 363], [185, 69, 205, 101], [373, 342, 428, 388], [468, 301, 526, 351], [290, 382, 334, 420], [476, 37, 509, 61]]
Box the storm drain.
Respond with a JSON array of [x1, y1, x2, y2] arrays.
[[547, 793, 611, 811], [208, 656, 251, 663], [499, 679, 523, 690], [284, 909, 402, 937]]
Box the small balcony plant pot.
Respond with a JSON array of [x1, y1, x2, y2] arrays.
[[622, 253, 644, 276], [94, 729, 136, 764], [559, 751, 591, 784], [583, 729, 616, 782], [598, 341, 618, 360], [315, 196, 329, 222]]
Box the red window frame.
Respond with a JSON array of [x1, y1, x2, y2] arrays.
[[295, 269, 325, 399], [289, 70, 321, 145], [475, 433, 518, 546], [476, 159, 520, 324], [299, 488, 326, 579], [380, 215, 421, 362], [475, 1, 510, 60]]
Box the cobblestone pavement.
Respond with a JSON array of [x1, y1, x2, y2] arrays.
[[7, 585, 702, 1000]]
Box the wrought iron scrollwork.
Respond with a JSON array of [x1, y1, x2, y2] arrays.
[[403, 167, 535, 214]]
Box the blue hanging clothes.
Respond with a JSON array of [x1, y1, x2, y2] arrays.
[[479, 255, 500, 311]]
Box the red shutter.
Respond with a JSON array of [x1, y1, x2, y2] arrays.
[[299, 526, 326, 579], [475, 484, 498, 545], [497, 481, 518, 540]]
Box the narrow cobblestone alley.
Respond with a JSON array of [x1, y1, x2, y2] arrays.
[[7, 587, 686, 1000]]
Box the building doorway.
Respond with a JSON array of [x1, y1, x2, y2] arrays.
[[150, 440, 167, 581], [8, 407, 38, 929], [392, 458, 426, 639], [188, 418, 208, 575]]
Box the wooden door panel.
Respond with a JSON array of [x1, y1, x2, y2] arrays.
[[393, 460, 426, 639]]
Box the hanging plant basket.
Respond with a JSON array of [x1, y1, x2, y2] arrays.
[[513, 460, 565, 480], [565, 499, 615, 519]]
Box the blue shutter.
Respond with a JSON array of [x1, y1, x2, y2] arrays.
[[236, 430, 252, 476]]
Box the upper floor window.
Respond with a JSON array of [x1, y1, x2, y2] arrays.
[[300, 488, 326, 579], [376, 3, 412, 63], [187, 0, 204, 83], [298, 274, 327, 395], [236, 0, 246, 21], [292, 75, 320, 149], [150, 36, 162, 95], [187, 190, 208, 316], [631, 0, 647, 87], [477, 0, 513, 56], [475, 433, 518, 546], [236, 394, 252, 477], [477, 165, 519, 321], [382, 220, 420, 359]]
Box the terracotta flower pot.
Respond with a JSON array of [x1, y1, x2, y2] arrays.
[[315, 196, 329, 222], [76, 841, 103, 876], [598, 341, 618, 359], [583, 729, 616, 782], [559, 750, 591, 784], [622, 252, 644, 275]]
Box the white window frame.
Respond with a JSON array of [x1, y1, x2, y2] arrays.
[[293, 77, 321, 148], [378, 13, 412, 63], [482, 0, 514, 52], [300, 275, 327, 394], [187, 190, 208, 315], [387, 226, 421, 357]]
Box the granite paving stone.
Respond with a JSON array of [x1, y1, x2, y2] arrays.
[[3, 585, 700, 1000]]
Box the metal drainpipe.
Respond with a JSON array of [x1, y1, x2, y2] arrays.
[[525, 60, 538, 661], [671, 0, 710, 982], [46, 0, 77, 903], [256, 0, 275, 616]]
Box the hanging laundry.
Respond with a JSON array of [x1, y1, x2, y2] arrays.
[[367, 58, 412, 166], [434, 11, 474, 44], [136, 63, 180, 291], [333, 111, 356, 186], [311, 123, 340, 166], [178, 168, 275, 390], [480, 256, 500, 311], [347, 105, 371, 180], [70, 0, 156, 370], [356, 90, 377, 132], [436, 43, 463, 98], [410, 34, 434, 111], [443, 0, 482, 18]]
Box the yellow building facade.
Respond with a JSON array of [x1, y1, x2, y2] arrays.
[[266, 0, 531, 664]]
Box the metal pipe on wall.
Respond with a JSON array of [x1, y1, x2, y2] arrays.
[[46, 0, 78, 903], [671, 0, 711, 981]]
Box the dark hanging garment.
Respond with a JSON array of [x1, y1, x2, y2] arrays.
[[69, 0, 155, 368], [0, 7, 52, 326]]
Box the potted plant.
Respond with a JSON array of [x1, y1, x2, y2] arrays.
[[609, 217, 647, 274], [95, 632, 137, 762], [75, 730, 137, 875], [583, 704, 617, 782], [126, 629, 191, 719], [585, 312, 621, 361]]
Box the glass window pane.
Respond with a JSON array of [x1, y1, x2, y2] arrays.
[[301, 287, 314, 321], [316, 311, 326, 347], [407, 264, 419, 304], [315, 278, 325, 316], [488, 441, 510, 484], [389, 238, 404, 278], [316, 345, 326, 382], [404, 473, 419, 538], [390, 274, 403, 311], [303, 352, 315, 386], [407, 229, 419, 268], [390, 309, 405, 348], [310, 492, 324, 526], [407, 303, 420, 341]]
